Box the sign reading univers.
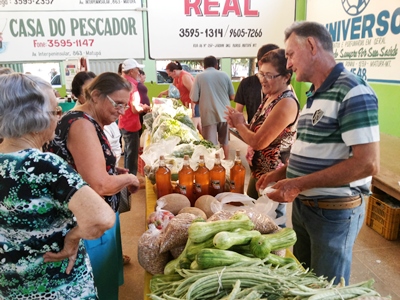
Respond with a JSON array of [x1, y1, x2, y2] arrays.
[[147, 0, 296, 59], [307, 0, 400, 84], [0, 0, 144, 62]]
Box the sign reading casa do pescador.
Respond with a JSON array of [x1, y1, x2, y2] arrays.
[[147, 0, 296, 59], [307, 0, 400, 84], [0, 0, 144, 61]]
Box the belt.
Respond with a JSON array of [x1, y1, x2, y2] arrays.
[[300, 195, 362, 210]]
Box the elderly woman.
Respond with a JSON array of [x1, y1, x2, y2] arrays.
[[225, 49, 299, 223], [0, 73, 115, 299], [44, 72, 139, 300]]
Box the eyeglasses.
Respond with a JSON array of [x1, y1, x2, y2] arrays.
[[106, 95, 129, 111], [256, 73, 281, 81], [48, 106, 63, 119]]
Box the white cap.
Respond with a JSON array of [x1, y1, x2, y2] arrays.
[[122, 58, 145, 71]]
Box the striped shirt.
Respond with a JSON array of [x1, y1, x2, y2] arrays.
[[287, 63, 379, 198]]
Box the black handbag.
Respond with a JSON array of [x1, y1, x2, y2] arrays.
[[118, 187, 131, 214]]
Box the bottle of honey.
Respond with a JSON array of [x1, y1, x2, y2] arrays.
[[210, 153, 225, 196], [230, 150, 246, 194], [155, 155, 173, 199], [178, 155, 195, 205], [194, 155, 210, 200]]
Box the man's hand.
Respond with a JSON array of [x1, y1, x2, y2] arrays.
[[256, 167, 287, 191], [43, 228, 81, 274], [267, 178, 302, 203]]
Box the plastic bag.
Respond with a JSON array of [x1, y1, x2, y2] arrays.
[[258, 184, 287, 226], [159, 213, 197, 253], [168, 84, 180, 99], [137, 224, 171, 275], [147, 207, 175, 230]]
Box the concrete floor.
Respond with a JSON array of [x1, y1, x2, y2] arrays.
[[119, 134, 400, 300]]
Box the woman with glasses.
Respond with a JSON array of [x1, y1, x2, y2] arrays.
[[225, 49, 299, 215], [0, 73, 116, 299], [44, 72, 140, 300]]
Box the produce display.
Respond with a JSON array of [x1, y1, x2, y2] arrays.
[[138, 200, 385, 300], [138, 100, 384, 300]]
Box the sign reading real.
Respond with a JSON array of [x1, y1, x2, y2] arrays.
[[147, 0, 296, 59]]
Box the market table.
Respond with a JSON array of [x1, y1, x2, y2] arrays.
[[142, 177, 300, 300]]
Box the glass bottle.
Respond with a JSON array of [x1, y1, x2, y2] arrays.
[[194, 155, 210, 201], [210, 153, 225, 196], [178, 155, 195, 205], [155, 155, 173, 199], [230, 150, 246, 194]]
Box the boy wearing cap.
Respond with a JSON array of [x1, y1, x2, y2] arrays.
[[119, 58, 151, 175]]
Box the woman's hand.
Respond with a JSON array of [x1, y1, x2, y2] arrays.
[[225, 106, 246, 128], [43, 228, 81, 275], [127, 174, 140, 194], [157, 90, 168, 98], [116, 167, 129, 175]]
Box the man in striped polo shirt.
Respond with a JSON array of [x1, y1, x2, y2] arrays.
[[256, 21, 380, 285]]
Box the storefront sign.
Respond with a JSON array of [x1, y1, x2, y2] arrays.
[[0, 0, 144, 61], [147, 0, 296, 59], [307, 0, 400, 84]]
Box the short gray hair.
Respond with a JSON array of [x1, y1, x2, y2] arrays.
[[284, 21, 333, 53], [0, 67, 14, 75], [0, 73, 53, 138]]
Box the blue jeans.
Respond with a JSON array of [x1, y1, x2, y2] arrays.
[[247, 176, 287, 227], [292, 196, 365, 285], [121, 129, 140, 175]]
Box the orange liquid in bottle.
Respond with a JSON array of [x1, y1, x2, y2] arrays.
[[178, 155, 195, 206], [209, 153, 225, 196], [194, 155, 210, 201], [155, 155, 173, 199], [230, 150, 246, 194]]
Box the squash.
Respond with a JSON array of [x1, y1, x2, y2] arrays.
[[213, 229, 261, 250], [250, 228, 297, 259], [196, 248, 260, 269], [188, 212, 254, 243]]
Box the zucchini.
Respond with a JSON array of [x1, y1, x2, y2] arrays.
[[213, 229, 261, 250], [164, 237, 192, 274], [186, 237, 215, 261], [190, 260, 201, 270], [265, 253, 298, 268], [196, 248, 260, 269], [250, 228, 297, 259], [188, 212, 254, 243]]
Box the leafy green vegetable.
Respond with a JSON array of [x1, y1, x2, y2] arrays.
[[193, 139, 216, 149]]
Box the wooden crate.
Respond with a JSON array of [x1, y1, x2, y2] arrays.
[[366, 193, 400, 240]]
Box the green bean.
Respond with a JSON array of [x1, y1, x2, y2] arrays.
[[242, 290, 262, 300], [224, 280, 241, 300]]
